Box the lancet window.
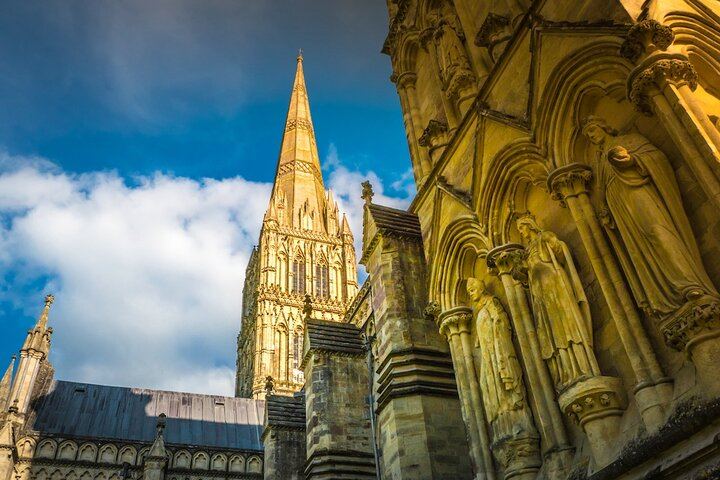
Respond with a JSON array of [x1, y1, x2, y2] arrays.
[[292, 257, 305, 295], [315, 263, 329, 299]]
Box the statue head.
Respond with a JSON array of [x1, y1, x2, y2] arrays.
[[581, 115, 618, 146], [466, 277, 487, 302], [515, 212, 541, 243]]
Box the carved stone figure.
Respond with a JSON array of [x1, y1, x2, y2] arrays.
[[466, 278, 536, 440], [582, 116, 719, 320], [516, 214, 601, 391]]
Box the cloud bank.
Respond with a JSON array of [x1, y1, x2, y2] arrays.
[[0, 149, 413, 395]]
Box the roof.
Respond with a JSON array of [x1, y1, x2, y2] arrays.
[[29, 380, 265, 451], [265, 395, 305, 430], [367, 204, 422, 238], [305, 319, 365, 356]]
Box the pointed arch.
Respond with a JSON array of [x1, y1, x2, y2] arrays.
[[211, 453, 227, 471], [192, 451, 209, 470], [57, 440, 78, 461], [118, 446, 137, 465], [173, 450, 191, 469], [98, 444, 117, 463], [36, 439, 57, 459], [77, 443, 97, 462], [229, 454, 245, 472], [430, 217, 491, 310]]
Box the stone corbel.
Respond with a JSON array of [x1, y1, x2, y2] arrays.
[[475, 13, 512, 63], [419, 119, 449, 163]]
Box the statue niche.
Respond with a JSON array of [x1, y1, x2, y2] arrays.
[[515, 213, 602, 392], [582, 116, 719, 323], [466, 277, 540, 477]]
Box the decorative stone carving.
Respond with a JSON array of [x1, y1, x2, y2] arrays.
[[419, 119, 449, 163], [620, 19, 674, 64], [431, 17, 477, 109], [628, 56, 698, 114], [475, 13, 512, 63], [582, 116, 719, 325], [466, 278, 541, 479], [515, 213, 602, 392]]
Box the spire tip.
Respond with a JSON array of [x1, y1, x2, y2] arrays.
[[297, 48, 303, 62]]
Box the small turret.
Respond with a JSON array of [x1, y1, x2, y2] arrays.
[[0, 356, 16, 412], [8, 294, 55, 416], [143, 414, 168, 480]]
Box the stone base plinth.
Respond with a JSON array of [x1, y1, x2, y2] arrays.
[[662, 296, 720, 398], [559, 376, 626, 467], [494, 435, 541, 480]]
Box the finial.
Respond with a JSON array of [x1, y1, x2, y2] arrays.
[[297, 48, 303, 62], [156, 413, 166, 437], [265, 375, 275, 396], [303, 294, 313, 320], [45, 294, 54, 307], [361, 181, 374, 205]]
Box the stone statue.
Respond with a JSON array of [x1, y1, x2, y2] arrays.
[[466, 278, 536, 441], [582, 116, 719, 319], [516, 214, 601, 391]]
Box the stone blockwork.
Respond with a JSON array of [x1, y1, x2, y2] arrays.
[[377, 0, 720, 478], [262, 395, 306, 480], [302, 319, 376, 479], [360, 199, 473, 479]]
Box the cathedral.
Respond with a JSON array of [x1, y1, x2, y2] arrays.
[[4, 0, 720, 479]]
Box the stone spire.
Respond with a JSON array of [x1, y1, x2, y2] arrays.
[[0, 356, 15, 412], [8, 294, 54, 415], [270, 52, 327, 230]]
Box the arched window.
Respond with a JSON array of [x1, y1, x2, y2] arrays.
[[292, 258, 305, 294], [315, 264, 329, 299], [293, 331, 303, 370]]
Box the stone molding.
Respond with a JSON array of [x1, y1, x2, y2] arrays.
[[628, 53, 698, 114], [547, 163, 593, 207], [620, 19, 674, 64], [661, 296, 720, 352]]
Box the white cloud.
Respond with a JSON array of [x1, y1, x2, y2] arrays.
[[0, 147, 413, 396], [323, 143, 415, 276], [0, 152, 270, 395]]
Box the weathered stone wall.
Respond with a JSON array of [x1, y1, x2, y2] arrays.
[[382, 0, 720, 478], [304, 351, 375, 479]]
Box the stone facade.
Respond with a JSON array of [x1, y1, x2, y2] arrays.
[[0, 298, 266, 480], [235, 54, 359, 399], [373, 0, 720, 478]]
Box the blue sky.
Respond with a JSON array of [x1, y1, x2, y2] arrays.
[[0, 1, 413, 395]]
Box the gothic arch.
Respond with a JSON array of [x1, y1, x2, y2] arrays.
[[137, 447, 149, 466], [228, 454, 245, 472], [77, 443, 97, 462], [210, 453, 227, 471], [173, 450, 191, 469], [50, 470, 63, 480], [35, 469, 48, 480], [535, 39, 632, 168], [98, 444, 117, 463], [57, 440, 78, 461], [192, 451, 209, 470], [15, 437, 35, 458], [246, 455, 262, 473], [476, 140, 550, 245], [430, 216, 490, 311], [118, 446, 136, 465], [36, 439, 57, 459]]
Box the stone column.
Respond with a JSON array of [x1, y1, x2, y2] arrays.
[[622, 20, 720, 210], [486, 246, 574, 477], [548, 163, 672, 431], [438, 307, 496, 480], [420, 28, 460, 131], [490, 237, 626, 467], [393, 71, 433, 182]]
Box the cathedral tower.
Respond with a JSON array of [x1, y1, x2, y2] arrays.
[[235, 54, 359, 399]]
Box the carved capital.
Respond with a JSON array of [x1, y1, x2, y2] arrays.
[[558, 376, 626, 427], [620, 20, 674, 64], [494, 435, 542, 474], [418, 119, 449, 148], [661, 296, 720, 351], [396, 71, 417, 90], [424, 301, 441, 323], [547, 163, 593, 207], [628, 54, 698, 114], [487, 243, 525, 276], [437, 306, 473, 338]]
